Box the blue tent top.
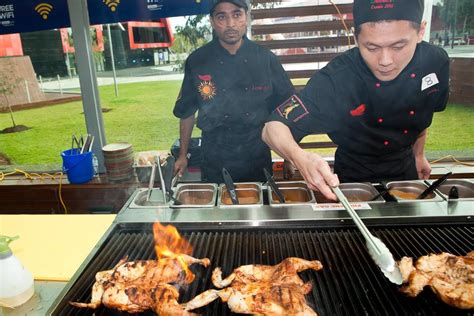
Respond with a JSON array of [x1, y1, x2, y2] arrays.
[[0, 0, 212, 35]]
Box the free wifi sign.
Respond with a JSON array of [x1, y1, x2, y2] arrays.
[[103, 0, 120, 12], [34, 3, 53, 20]]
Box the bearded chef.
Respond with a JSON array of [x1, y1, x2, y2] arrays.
[[173, 0, 294, 183], [262, 0, 450, 199]]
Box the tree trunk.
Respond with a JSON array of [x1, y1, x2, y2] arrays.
[[2, 93, 16, 127]]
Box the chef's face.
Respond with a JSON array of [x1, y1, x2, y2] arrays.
[[357, 20, 425, 82], [211, 2, 247, 46]]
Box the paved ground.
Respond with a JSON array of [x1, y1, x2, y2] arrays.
[[41, 64, 184, 92]]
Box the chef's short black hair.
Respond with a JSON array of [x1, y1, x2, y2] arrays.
[[354, 20, 421, 38]]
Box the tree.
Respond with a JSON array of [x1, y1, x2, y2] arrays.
[[171, 15, 211, 71], [0, 59, 21, 128], [175, 15, 211, 49], [440, 0, 474, 38]]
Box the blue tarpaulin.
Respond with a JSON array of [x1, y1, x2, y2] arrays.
[[0, 0, 211, 35]]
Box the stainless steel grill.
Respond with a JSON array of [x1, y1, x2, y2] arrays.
[[52, 222, 473, 315]]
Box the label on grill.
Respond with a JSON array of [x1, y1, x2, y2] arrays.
[[311, 203, 372, 211]]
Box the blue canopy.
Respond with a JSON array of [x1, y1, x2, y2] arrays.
[[0, 0, 211, 35]]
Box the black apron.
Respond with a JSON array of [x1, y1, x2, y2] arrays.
[[334, 147, 418, 183], [200, 127, 272, 183]]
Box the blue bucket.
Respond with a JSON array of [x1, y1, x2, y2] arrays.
[[61, 149, 94, 184]]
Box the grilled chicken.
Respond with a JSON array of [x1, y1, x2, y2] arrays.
[[183, 257, 323, 315], [70, 254, 210, 315], [398, 251, 474, 309]]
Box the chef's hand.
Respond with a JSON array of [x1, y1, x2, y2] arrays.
[[293, 152, 339, 200], [283, 160, 296, 180], [415, 155, 431, 180], [174, 155, 188, 178]]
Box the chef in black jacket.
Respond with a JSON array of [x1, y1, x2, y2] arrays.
[[262, 0, 449, 200], [173, 0, 294, 183]]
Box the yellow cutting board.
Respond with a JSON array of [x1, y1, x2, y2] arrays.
[[0, 214, 115, 281]]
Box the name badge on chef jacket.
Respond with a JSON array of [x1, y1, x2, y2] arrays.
[[421, 73, 439, 91]]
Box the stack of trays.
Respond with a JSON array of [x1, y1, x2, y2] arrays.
[[102, 143, 134, 182]]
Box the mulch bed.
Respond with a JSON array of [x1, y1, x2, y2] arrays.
[[0, 152, 10, 165], [1, 125, 31, 134]]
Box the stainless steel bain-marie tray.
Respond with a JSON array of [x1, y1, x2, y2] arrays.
[[268, 181, 315, 207], [386, 181, 443, 202], [434, 179, 474, 201], [171, 183, 217, 208], [218, 182, 263, 208], [312, 183, 385, 203], [129, 188, 167, 208]]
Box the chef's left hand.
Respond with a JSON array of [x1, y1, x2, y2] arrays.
[[415, 155, 431, 180]]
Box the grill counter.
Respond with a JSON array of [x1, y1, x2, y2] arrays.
[[52, 222, 473, 315]]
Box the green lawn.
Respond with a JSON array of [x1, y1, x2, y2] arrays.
[[0, 80, 473, 166]]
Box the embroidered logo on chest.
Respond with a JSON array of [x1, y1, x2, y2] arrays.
[[350, 104, 366, 117], [197, 74, 216, 100]]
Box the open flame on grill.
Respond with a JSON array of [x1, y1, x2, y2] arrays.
[[153, 221, 194, 283]]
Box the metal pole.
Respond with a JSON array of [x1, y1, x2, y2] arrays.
[[25, 80, 31, 103], [57, 74, 63, 95], [39, 75, 43, 92], [422, 0, 434, 43], [453, 0, 458, 48], [107, 24, 119, 97], [66, 51, 72, 78], [67, 0, 107, 173]]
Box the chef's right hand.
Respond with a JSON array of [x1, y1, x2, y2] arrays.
[[174, 155, 188, 178], [293, 151, 339, 201]]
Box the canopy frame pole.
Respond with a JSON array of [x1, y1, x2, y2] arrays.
[[67, 0, 107, 172]]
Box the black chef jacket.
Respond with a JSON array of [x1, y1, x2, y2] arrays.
[[174, 37, 294, 183], [268, 41, 450, 183]]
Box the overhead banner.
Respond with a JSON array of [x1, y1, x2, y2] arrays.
[[89, 0, 211, 25], [0, 0, 70, 35], [0, 0, 211, 35]]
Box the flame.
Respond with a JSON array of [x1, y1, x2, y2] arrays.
[[153, 222, 194, 283]]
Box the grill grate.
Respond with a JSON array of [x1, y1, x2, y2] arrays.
[[53, 223, 474, 315]]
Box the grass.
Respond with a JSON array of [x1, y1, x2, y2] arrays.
[[0, 80, 473, 166]]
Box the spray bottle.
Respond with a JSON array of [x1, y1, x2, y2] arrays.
[[0, 236, 34, 308]]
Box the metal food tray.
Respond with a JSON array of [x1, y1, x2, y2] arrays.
[[312, 183, 385, 204], [433, 179, 474, 201], [339, 183, 385, 203], [129, 188, 167, 208], [386, 181, 443, 202], [171, 183, 217, 208], [268, 181, 316, 207], [218, 182, 263, 208]]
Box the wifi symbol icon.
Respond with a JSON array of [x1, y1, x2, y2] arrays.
[[103, 0, 120, 12], [34, 3, 53, 20]]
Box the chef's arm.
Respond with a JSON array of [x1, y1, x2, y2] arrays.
[[174, 115, 195, 177], [262, 121, 338, 200], [413, 129, 431, 179]]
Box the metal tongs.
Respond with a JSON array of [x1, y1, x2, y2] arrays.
[[332, 186, 403, 285], [417, 172, 452, 199], [264, 168, 285, 203]]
